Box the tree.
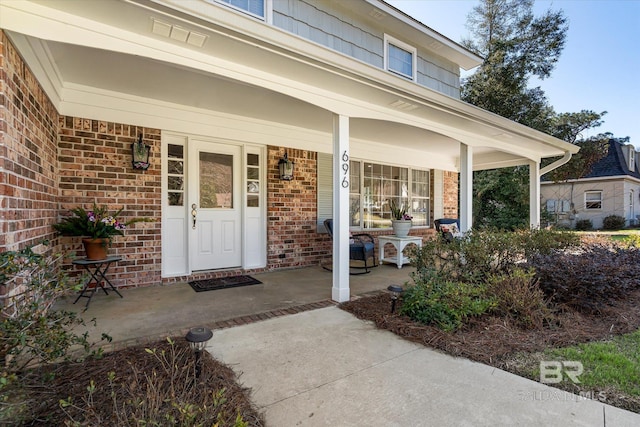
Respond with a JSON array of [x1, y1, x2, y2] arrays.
[[462, 0, 567, 133], [461, 0, 607, 228]]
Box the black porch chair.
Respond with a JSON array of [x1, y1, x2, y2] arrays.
[[323, 219, 377, 274], [434, 218, 460, 243]]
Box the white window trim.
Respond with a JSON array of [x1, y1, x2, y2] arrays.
[[384, 34, 417, 81], [584, 190, 603, 210]]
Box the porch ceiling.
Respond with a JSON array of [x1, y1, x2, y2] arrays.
[[1, 0, 577, 171]]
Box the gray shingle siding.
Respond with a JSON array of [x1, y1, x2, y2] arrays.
[[272, 0, 460, 97]]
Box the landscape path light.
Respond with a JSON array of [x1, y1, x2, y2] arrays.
[[387, 284, 404, 313], [185, 326, 213, 379]]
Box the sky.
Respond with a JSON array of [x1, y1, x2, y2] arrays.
[[387, 0, 640, 147]]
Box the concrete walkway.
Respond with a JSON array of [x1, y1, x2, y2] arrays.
[[209, 307, 640, 427]]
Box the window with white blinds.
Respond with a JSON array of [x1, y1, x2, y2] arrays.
[[384, 35, 416, 81], [215, 0, 265, 19]]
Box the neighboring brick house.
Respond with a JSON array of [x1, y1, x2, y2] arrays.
[[541, 139, 640, 229], [0, 0, 577, 301]]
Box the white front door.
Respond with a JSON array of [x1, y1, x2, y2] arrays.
[[188, 140, 242, 270]]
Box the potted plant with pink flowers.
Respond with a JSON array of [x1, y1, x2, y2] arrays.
[[53, 204, 151, 260]]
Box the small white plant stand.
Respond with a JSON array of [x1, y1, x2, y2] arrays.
[[378, 235, 423, 269]]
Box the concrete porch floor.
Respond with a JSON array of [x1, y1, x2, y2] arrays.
[[54, 263, 415, 347]]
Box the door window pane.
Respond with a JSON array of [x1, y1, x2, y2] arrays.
[[167, 144, 184, 206], [200, 152, 233, 209], [247, 153, 260, 207], [168, 144, 183, 158], [247, 153, 259, 166], [168, 192, 183, 206], [168, 176, 183, 191]]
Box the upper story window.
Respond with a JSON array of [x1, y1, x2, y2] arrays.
[[384, 35, 417, 81], [216, 0, 265, 19], [630, 149, 635, 171], [585, 191, 602, 210]]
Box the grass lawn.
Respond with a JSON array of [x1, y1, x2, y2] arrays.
[[512, 329, 640, 402], [577, 229, 640, 241], [544, 330, 640, 397]]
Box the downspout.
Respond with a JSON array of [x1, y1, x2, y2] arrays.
[[535, 151, 573, 229]]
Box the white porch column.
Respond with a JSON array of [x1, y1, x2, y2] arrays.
[[332, 114, 350, 302], [529, 160, 541, 228], [459, 143, 473, 232]]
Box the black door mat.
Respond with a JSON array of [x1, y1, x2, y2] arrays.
[[188, 275, 262, 292]]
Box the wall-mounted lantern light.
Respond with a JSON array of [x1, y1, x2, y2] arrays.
[[278, 151, 295, 181], [132, 134, 151, 171]]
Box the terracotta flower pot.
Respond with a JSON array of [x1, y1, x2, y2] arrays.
[[82, 238, 109, 260]]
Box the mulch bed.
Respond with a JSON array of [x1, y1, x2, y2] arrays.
[[12, 339, 265, 426], [340, 289, 640, 413]]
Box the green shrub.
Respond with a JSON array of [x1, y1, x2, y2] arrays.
[[406, 229, 579, 331], [520, 228, 580, 257], [602, 215, 626, 230], [575, 219, 593, 231], [411, 228, 579, 285], [400, 278, 496, 332], [485, 269, 551, 329]]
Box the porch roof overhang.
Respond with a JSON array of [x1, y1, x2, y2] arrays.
[[0, 0, 578, 172]]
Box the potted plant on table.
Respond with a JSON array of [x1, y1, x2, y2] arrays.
[[53, 204, 151, 260], [388, 199, 413, 237]]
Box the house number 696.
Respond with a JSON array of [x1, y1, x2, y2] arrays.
[[341, 151, 349, 188]]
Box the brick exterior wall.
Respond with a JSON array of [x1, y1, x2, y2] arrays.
[[443, 171, 459, 218], [267, 146, 331, 268], [0, 31, 59, 251], [57, 117, 162, 288]]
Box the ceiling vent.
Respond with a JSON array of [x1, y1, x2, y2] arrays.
[[152, 19, 208, 48], [428, 40, 443, 51], [390, 100, 419, 111], [369, 9, 385, 20]]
